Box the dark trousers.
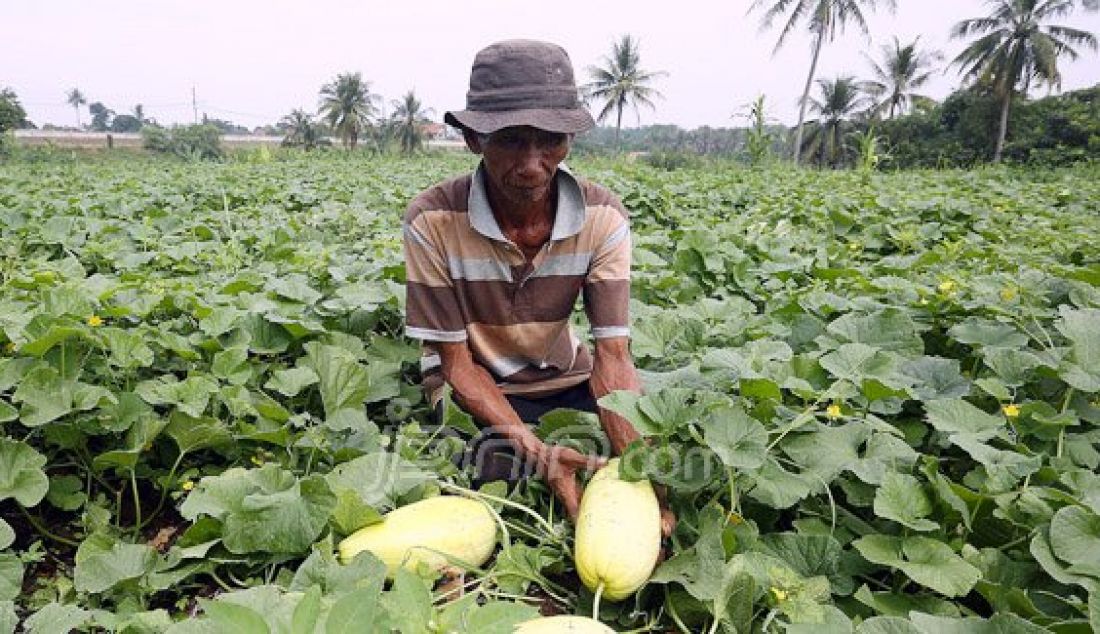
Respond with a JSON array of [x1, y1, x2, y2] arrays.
[[433, 381, 598, 487]]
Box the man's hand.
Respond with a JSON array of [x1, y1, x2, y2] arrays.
[[438, 342, 607, 523], [535, 444, 606, 521]]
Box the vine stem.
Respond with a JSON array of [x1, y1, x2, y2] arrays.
[[18, 504, 79, 547], [592, 582, 605, 620], [438, 481, 557, 540]]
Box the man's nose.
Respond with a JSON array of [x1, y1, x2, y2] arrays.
[[515, 141, 544, 174]]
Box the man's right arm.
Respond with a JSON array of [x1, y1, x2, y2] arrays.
[[436, 341, 602, 521]]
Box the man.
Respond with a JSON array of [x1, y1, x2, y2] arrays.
[[403, 39, 672, 534]]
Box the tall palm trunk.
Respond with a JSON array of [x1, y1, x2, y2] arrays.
[[615, 101, 624, 153], [793, 28, 826, 164], [993, 91, 1011, 162]]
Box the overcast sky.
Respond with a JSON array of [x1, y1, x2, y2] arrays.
[[5, 1, 1099, 131]]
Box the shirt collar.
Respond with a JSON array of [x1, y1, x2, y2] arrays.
[[468, 161, 586, 243]]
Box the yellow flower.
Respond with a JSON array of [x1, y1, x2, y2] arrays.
[[181, 480, 195, 491], [1000, 287, 1017, 302], [1003, 404, 1021, 418], [770, 587, 788, 602], [848, 242, 861, 251], [826, 404, 843, 420], [938, 280, 958, 294], [250, 455, 264, 466], [86, 315, 104, 327], [727, 512, 744, 525]]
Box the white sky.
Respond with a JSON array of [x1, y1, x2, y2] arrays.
[[4, 0, 1099, 130]]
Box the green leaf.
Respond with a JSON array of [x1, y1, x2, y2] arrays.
[[492, 543, 557, 595], [199, 599, 270, 634], [290, 545, 386, 597], [1090, 590, 1099, 634], [0, 520, 12, 551], [924, 399, 1005, 439], [0, 554, 22, 602], [1055, 306, 1100, 392], [325, 587, 381, 634], [702, 404, 767, 470], [856, 617, 921, 634], [1029, 528, 1098, 591], [820, 343, 896, 383], [0, 601, 17, 634], [597, 389, 694, 437], [826, 308, 923, 355], [268, 274, 322, 304], [212, 347, 251, 385], [651, 506, 728, 602], [0, 401, 17, 424], [873, 471, 939, 531], [23, 602, 90, 634], [74, 532, 158, 594], [135, 375, 219, 418], [324, 452, 432, 510], [303, 342, 373, 418], [1049, 506, 1100, 574], [781, 423, 869, 484], [948, 319, 1029, 349], [898, 356, 970, 401], [101, 327, 154, 369], [291, 585, 322, 634], [853, 535, 980, 597], [12, 366, 73, 427], [463, 601, 540, 633], [180, 465, 337, 555], [330, 489, 383, 536], [264, 367, 319, 397], [907, 612, 1048, 634], [165, 411, 233, 454], [382, 569, 433, 634], [46, 474, 86, 511], [0, 438, 48, 506], [747, 458, 814, 509]]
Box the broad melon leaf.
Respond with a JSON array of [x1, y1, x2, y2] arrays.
[[853, 535, 979, 597], [74, 532, 158, 594], [873, 472, 939, 532], [0, 438, 48, 506]]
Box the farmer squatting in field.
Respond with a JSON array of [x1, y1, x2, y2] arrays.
[[401, 39, 674, 535]]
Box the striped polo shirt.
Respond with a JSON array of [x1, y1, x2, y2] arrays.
[[402, 163, 631, 401]]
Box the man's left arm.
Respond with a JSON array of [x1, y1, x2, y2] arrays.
[[589, 336, 642, 455]]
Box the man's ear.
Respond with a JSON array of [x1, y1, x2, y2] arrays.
[[462, 129, 482, 154]]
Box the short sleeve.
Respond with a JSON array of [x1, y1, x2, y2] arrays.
[[583, 215, 631, 339], [403, 215, 467, 342]]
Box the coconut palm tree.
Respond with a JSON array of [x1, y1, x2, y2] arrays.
[[861, 37, 944, 119], [750, 0, 897, 164], [799, 76, 870, 168], [390, 90, 434, 155], [583, 35, 667, 151], [66, 88, 86, 129], [318, 72, 379, 150], [951, 0, 1098, 162], [280, 109, 322, 150]]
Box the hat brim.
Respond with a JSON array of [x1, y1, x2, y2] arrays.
[[444, 108, 595, 135]]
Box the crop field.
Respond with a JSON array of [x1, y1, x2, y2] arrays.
[[1, 153, 1099, 632]]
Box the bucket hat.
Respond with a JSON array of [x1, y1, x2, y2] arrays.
[[444, 39, 595, 135]]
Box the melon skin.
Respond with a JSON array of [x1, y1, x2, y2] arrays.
[[574, 458, 662, 601], [514, 615, 617, 633], [337, 496, 497, 576]]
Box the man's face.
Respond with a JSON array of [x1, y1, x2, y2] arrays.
[[467, 126, 571, 206]]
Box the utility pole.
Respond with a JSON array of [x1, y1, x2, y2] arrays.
[[192, 87, 198, 124]]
